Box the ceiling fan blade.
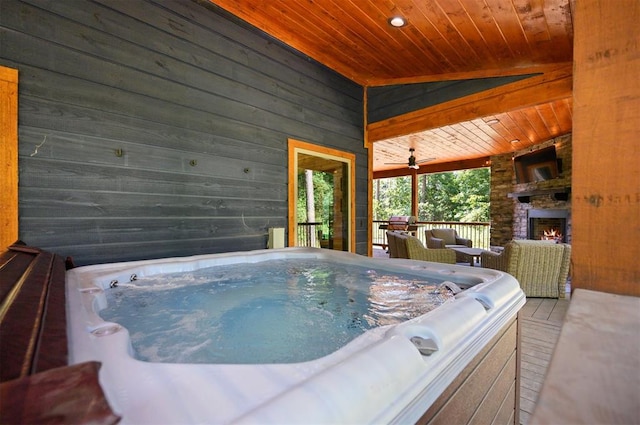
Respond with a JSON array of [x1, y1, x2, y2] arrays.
[[383, 148, 434, 168]]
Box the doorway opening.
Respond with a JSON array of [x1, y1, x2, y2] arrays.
[[288, 139, 355, 252]]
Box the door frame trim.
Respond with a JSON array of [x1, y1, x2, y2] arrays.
[[287, 138, 356, 252]]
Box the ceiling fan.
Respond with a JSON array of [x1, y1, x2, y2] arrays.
[[385, 148, 435, 169]]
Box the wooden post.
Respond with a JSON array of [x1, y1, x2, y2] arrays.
[[571, 0, 640, 296], [1, 66, 18, 250], [411, 168, 419, 218]]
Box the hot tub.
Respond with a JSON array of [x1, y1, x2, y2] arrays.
[[66, 247, 525, 424]]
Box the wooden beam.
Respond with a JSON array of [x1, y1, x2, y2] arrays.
[[365, 62, 573, 87], [367, 64, 573, 143], [373, 157, 490, 179]]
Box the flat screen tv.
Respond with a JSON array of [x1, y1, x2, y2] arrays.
[[513, 146, 561, 183]]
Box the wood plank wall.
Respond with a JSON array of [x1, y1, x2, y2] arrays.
[[0, 0, 366, 266], [366, 74, 534, 123], [571, 0, 640, 295]]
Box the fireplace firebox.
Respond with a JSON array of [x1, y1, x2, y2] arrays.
[[528, 209, 569, 242]]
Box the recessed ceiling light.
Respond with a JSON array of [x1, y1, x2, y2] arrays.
[[389, 16, 407, 27], [510, 139, 520, 144], [485, 118, 500, 125]]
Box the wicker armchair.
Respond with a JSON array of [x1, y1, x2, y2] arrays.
[[425, 228, 472, 262], [386, 231, 411, 259], [480, 240, 571, 298], [385, 231, 401, 258], [425, 228, 472, 249], [392, 232, 456, 264]]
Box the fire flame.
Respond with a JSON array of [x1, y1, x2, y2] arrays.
[[542, 228, 563, 242]]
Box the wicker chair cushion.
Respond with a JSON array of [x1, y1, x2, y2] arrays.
[[430, 228, 457, 245]]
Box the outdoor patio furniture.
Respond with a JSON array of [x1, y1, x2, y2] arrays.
[[385, 231, 400, 258], [426, 228, 472, 262], [480, 240, 571, 298], [388, 231, 456, 264], [386, 231, 410, 259], [449, 247, 490, 266], [380, 216, 419, 249], [385, 215, 417, 231]]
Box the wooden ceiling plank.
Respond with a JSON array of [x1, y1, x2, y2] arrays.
[[458, 120, 500, 153], [513, 0, 552, 45], [483, 0, 533, 60], [552, 98, 574, 134], [352, 0, 446, 75], [324, 1, 414, 74], [489, 115, 524, 152], [433, 0, 494, 67], [521, 106, 552, 142], [495, 111, 536, 147], [474, 117, 511, 147], [392, 0, 464, 72], [210, 0, 366, 82], [384, 0, 483, 74], [535, 103, 562, 136], [430, 128, 474, 157], [367, 64, 572, 141], [459, 0, 515, 62], [400, 19, 456, 74], [542, 0, 574, 62], [324, 0, 424, 75], [486, 126, 516, 154], [261, 2, 395, 80], [410, 0, 484, 67], [291, 2, 399, 75], [448, 122, 491, 155]]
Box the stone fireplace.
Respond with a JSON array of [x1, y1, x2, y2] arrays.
[[488, 134, 573, 247], [528, 209, 569, 242]]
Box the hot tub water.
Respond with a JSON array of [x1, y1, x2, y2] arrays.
[[99, 259, 456, 364]]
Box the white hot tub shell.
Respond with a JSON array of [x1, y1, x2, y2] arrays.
[[66, 247, 525, 424]]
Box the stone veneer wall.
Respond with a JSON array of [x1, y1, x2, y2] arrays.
[[489, 134, 573, 247]]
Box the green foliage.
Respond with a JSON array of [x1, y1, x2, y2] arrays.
[[374, 168, 490, 222], [373, 176, 412, 219], [297, 170, 334, 236]]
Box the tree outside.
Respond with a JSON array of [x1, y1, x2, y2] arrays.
[[297, 170, 334, 240], [374, 168, 490, 222]]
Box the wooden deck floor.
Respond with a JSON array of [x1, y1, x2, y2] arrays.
[[518, 297, 569, 425]]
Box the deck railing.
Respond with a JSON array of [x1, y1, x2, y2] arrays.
[[299, 220, 491, 250], [373, 220, 491, 250], [296, 222, 324, 247]]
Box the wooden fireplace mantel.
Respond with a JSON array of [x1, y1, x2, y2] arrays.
[[507, 187, 571, 203]]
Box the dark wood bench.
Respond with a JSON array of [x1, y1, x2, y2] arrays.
[[0, 242, 119, 424]]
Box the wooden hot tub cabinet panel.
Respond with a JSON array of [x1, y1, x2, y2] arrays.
[[0, 243, 68, 381], [0, 242, 120, 424], [417, 317, 520, 425]]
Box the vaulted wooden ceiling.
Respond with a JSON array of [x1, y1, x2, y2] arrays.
[[208, 0, 574, 174]]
